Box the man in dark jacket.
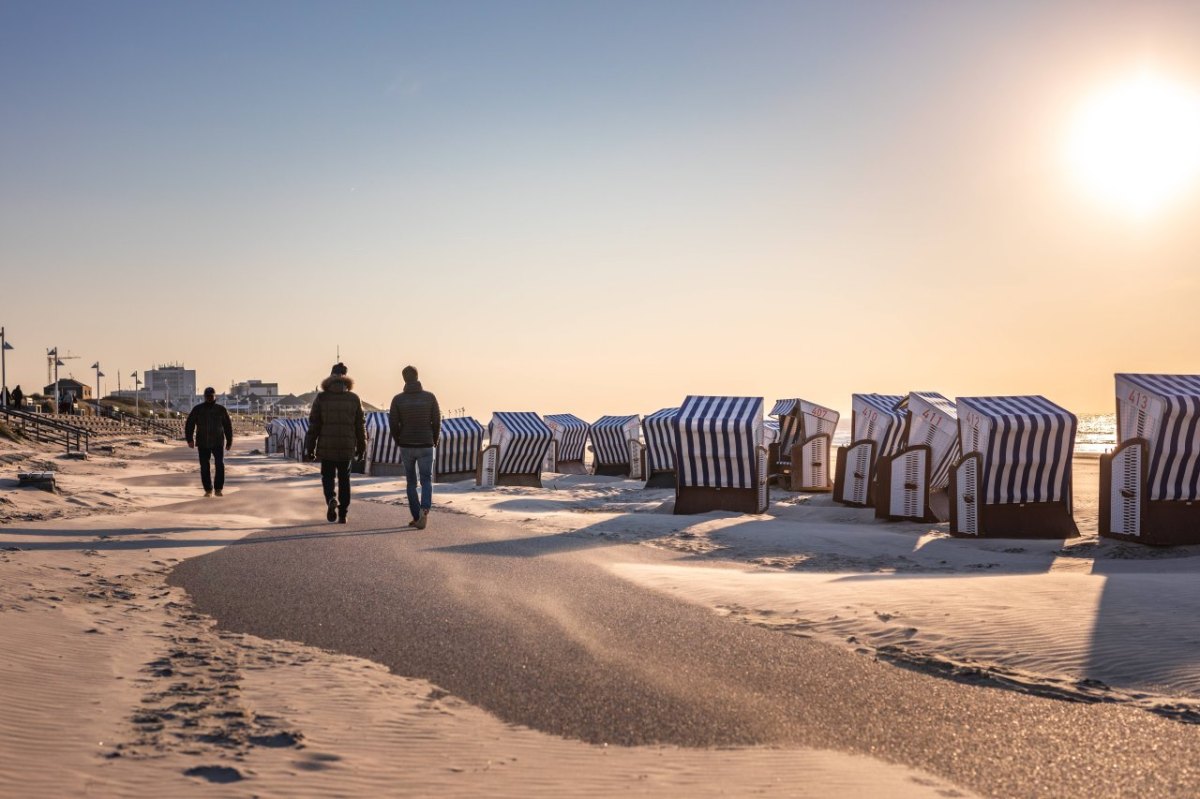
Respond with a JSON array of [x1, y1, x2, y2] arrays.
[[304, 363, 367, 524], [185, 387, 234, 497], [388, 365, 441, 529]]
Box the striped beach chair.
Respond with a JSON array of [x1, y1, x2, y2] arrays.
[[833, 394, 906, 507], [278, 418, 309, 461], [949, 396, 1078, 538], [544, 414, 589, 474], [479, 412, 554, 487], [590, 415, 641, 477], [1101, 374, 1200, 545], [641, 408, 679, 488], [769, 399, 839, 492], [673, 396, 768, 515], [363, 411, 404, 476], [436, 416, 485, 483], [875, 392, 960, 522], [265, 418, 291, 455]]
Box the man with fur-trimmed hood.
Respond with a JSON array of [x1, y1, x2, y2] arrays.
[[304, 362, 366, 524]]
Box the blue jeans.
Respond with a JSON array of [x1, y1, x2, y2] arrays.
[[401, 447, 434, 520], [198, 447, 225, 492]]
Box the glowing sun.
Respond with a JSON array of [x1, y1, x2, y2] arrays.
[[1066, 69, 1200, 218]]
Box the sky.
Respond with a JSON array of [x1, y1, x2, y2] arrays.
[[2, 1, 1199, 418]]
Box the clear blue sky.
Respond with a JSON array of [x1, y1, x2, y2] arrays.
[[3, 1, 1198, 416]]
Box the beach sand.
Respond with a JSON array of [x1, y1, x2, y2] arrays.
[[2, 437, 1196, 796]]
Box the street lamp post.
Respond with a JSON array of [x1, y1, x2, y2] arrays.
[[49, 347, 65, 415], [131, 371, 141, 417], [91, 362, 104, 417], [1, 327, 13, 407]]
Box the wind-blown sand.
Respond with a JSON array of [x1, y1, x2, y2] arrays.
[[3, 436, 1197, 796]]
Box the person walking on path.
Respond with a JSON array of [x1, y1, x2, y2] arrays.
[[304, 363, 366, 524], [185, 387, 233, 497], [388, 365, 441, 529]]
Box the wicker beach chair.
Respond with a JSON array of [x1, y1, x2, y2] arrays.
[[436, 416, 485, 483], [769, 398, 839, 492], [641, 408, 679, 488], [949, 395, 1078, 538], [1101, 374, 1200, 545], [875, 392, 960, 522], [673, 396, 768, 515], [265, 418, 291, 455], [363, 411, 404, 476], [478, 412, 553, 488], [544, 414, 589, 474], [833, 393, 905, 507], [284, 418, 310, 461], [589, 415, 641, 477]]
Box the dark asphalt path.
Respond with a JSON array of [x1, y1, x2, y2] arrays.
[[171, 498, 1200, 799]]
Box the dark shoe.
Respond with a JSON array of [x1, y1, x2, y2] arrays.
[[326, 498, 338, 523], [338, 509, 347, 524], [215, 489, 223, 497], [204, 490, 212, 497], [413, 509, 428, 530]]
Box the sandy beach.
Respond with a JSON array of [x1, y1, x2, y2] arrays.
[[3, 436, 1199, 797]]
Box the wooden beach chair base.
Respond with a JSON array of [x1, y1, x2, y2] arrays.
[[674, 486, 761, 515], [643, 471, 676, 489], [496, 473, 543, 488], [593, 462, 631, 477], [434, 470, 475, 484], [555, 460, 588, 475], [1100, 440, 1200, 545], [948, 500, 1079, 538], [366, 462, 407, 477]]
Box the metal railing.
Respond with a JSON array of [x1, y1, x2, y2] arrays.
[[0, 406, 90, 453]]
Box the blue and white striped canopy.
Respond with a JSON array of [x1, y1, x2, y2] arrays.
[[1115, 374, 1200, 502], [674, 396, 763, 489], [489, 412, 553, 475], [285, 418, 311, 460], [437, 416, 485, 475], [364, 411, 400, 464], [544, 413, 589, 462], [957, 395, 1075, 505], [904, 392, 959, 491], [642, 408, 678, 474], [771, 398, 840, 454], [851, 393, 906, 459], [590, 415, 640, 466]]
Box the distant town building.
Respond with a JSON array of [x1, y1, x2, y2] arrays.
[[143, 363, 197, 411], [231, 379, 279, 398]]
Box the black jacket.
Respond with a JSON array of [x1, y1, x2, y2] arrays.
[[186, 401, 233, 449], [305, 374, 367, 462], [389, 381, 441, 448]]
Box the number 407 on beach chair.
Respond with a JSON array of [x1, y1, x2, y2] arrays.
[[768, 398, 839, 492]]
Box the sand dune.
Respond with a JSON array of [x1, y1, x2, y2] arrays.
[[0, 438, 973, 797]]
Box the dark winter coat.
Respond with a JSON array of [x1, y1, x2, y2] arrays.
[[388, 380, 441, 448], [305, 374, 366, 462], [185, 400, 233, 449]]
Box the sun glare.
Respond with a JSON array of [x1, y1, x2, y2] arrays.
[[1067, 69, 1200, 219]]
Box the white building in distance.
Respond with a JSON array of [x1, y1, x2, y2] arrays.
[[143, 364, 197, 411], [231, 379, 279, 398]]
